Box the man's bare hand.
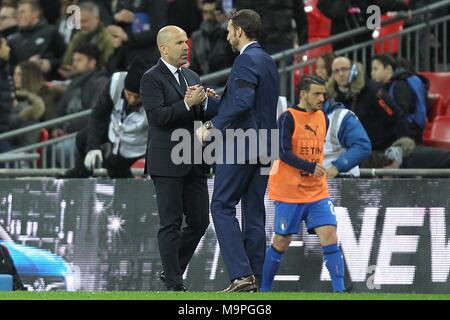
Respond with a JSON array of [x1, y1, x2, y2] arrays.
[[313, 163, 326, 177], [195, 123, 214, 145], [185, 86, 206, 107], [195, 125, 205, 143], [58, 65, 76, 79], [326, 165, 339, 179], [206, 88, 219, 98], [114, 9, 134, 24], [30, 55, 51, 73], [107, 25, 128, 42]]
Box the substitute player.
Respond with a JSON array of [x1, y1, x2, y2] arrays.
[[261, 75, 345, 292]]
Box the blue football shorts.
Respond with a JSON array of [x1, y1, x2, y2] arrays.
[[274, 197, 337, 235]]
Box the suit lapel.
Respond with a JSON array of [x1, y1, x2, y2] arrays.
[[159, 60, 185, 97], [182, 68, 196, 87]]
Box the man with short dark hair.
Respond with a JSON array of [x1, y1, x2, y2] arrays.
[[53, 42, 109, 137], [262, 75, 345, 293], [8, 0, 65, 75], [196, 9, 279, 292], [371, 54, 428, 144]]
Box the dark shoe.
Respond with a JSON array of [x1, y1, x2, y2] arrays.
[[167, 283, 188, 292], [159, 270, 166, 283], [334, 283, 354, 293], [344, 283, 354, 293], [220, 275, 258, 293]]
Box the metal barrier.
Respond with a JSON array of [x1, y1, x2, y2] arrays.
[[1, 0, 449, 172], [360, 168, 450, 177], [276, 3, 450, 102], [0, 168, 450, 178], [201, 0, 450, 103], [0, 110, 89, 169], [0, 153, 39, 163], [5, 133, 78, 169]]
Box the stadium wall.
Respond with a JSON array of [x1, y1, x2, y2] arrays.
[[0, 178, 449, 293]]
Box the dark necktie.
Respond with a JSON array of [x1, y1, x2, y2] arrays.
[[176, 69, 188, 95]]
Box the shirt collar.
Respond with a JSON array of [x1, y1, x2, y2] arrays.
[[161, 58, 180, 75], [240, 41, 257, 55]]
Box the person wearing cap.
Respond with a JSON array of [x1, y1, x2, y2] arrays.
[[61, 58, 149, 178]]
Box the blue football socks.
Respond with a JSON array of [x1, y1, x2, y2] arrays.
[[261, 245, 284, 292], [322, 243, 345, 292]]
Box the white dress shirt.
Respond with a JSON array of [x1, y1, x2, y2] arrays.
[[161, 58, 190, 110], [240, 41, 257, 55]]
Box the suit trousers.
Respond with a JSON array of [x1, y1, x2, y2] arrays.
[[211, 163, 269, 285], [152, 166, 209, 287]]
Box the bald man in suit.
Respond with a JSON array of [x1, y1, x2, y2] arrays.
[[140, 26, 210, 291]]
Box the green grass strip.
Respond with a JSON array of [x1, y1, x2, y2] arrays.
[[1, 292, 450, 300]]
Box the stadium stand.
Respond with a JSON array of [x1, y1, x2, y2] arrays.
[[420, 72, 450, 145], [423, 115, 450, 150], [427, 93, 447, 122], [36, 128, 48, 168], [420, 72, 450, 103], [1, 0, 450, 174], [374, 14, 405, 55]]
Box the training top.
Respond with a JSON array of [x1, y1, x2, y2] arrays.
[[268, 106, 329, 203]]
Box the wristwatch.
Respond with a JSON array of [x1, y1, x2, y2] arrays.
[[204, 120, 214, 129]]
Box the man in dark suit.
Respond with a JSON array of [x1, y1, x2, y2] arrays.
[[196, 9, 279, 292], [140, 25, 210, 291]]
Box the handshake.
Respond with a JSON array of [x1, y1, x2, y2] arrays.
[[184, 85, 218, 108]]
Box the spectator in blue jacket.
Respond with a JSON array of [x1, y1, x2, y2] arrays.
[[322, 98, 372, 178], [371, 54, 428, 144]]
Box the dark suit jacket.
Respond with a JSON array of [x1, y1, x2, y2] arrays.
[[140, 58, 207, 177], [207, 42, 279, 162]]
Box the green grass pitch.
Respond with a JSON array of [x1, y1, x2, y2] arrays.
[[0, 292, 450, 300]]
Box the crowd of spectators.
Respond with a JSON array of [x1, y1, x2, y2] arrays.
[[0, 0, 449, 173], [313, 49, 450, 173], [0, 0, 306, 158]]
